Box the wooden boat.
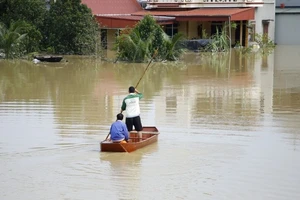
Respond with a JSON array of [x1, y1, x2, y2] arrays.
[[100, 126, 159, 153], [34, 55, 63, 62]]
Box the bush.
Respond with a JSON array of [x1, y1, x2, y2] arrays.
[[115, 15, 185, 62]]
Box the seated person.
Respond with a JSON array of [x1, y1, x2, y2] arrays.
[[109, 113, 129, 143]]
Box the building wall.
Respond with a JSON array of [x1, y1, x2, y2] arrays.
[[275, 14, 300, 45], [178, 21, 188, 38], [255, 1, 276, 41], [107, 29, 117, 50], [188, 21, 198, 39], [276, 0, 300, 7], [203, 22, 211, 36]]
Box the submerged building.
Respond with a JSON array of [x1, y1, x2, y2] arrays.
[[275, 0, 300, 45], [81, 0, 275, 49]]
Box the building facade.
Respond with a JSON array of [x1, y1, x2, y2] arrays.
[[81, 0, 276, 49], [275, 0, 300, 45], [142, 0, 275, 46]]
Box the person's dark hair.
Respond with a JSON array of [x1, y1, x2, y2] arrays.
[[129, 86, 135, 93], [117, 113, 123, 120]]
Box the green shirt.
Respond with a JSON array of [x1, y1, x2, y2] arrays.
[[121, 93, 143, 118]]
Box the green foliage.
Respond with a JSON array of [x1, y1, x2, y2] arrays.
[[115, 15, 185, 62], [116, 28, 150, 62], [152, 27, 168, 60], [20, 21, 43, 53], [0, 0, 45, 57], [205, 28, 230, 52], [254, 33, 275, 55], [237, 33, 275, 56], [0, 0, 101, 57], [0, 0, 46, 28], [46, 47, 55, 54], [0, 21, 28, 59], [233, 33, 275, 57], [230, 22, 237, 29], [135, 15, 158, 42], [255, 33, 275, 54], [254, 33, 275, 48], [42, 0, 100, 55], [236, 46, 252, 55], [202, 29, 209, 39], [165, 32, 186, 61], [203, 22, 236, 53]]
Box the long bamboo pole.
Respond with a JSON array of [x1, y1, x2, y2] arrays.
[[135, 49, 158, 89], [104, 50, 158, 141]]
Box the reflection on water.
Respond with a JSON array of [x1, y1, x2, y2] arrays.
[[99, 143, 158, 200], [1, 46, 300, 200]]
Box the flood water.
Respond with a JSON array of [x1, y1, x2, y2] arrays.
[[1, 46, 300, 200]]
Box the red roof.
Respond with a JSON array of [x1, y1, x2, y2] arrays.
[[96, 15, 175, 28], [81, 0, 254, 28], [132, 8, 255, 21], [99, 15, 174, 21], [81, 0, 143, 15]]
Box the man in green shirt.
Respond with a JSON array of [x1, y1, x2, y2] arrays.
[[121, 86, 143, 139]]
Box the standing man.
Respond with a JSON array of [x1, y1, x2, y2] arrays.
[[109, 113, 129, 143], [121, 86, 143, 140]]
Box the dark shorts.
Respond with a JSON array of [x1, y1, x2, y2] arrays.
[[126, 116, 143, 132]]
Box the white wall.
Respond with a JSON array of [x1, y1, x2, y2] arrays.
[[275, 14, 300, 45], [255, 1, 276, 41]]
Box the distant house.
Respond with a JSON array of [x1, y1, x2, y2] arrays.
[[81, 0, 275, 49], [81, 0, 174, 50], [275, 0, 300, 45], [139, 0, 276, 48]]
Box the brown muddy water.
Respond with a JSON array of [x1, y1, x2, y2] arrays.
[[1, 46, 300, 200]]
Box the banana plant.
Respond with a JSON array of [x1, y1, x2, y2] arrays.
[[0, 21, 27, 59]]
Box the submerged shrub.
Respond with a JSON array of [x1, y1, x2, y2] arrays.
[[115, 15, 185, 62]]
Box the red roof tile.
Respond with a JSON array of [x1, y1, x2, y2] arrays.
[[132, 8, 255, 21], [81, 0, 143, 15], [96, 15, 175, 28], [100, 15, 174, 22]]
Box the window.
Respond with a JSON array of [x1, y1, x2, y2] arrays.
[[165, 23, 178, 37], [101, 29, 107, 50], [211, 21, 223, 35]]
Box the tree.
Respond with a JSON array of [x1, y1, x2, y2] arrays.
[[0, 21, 27, 59], [165, 32, 185, 61], [21, 22, 43, 53], [0, 0, 46, 55], [115, 15, 185, 62], [0, 0, 46, 28], [42, 0, 100, 55]]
